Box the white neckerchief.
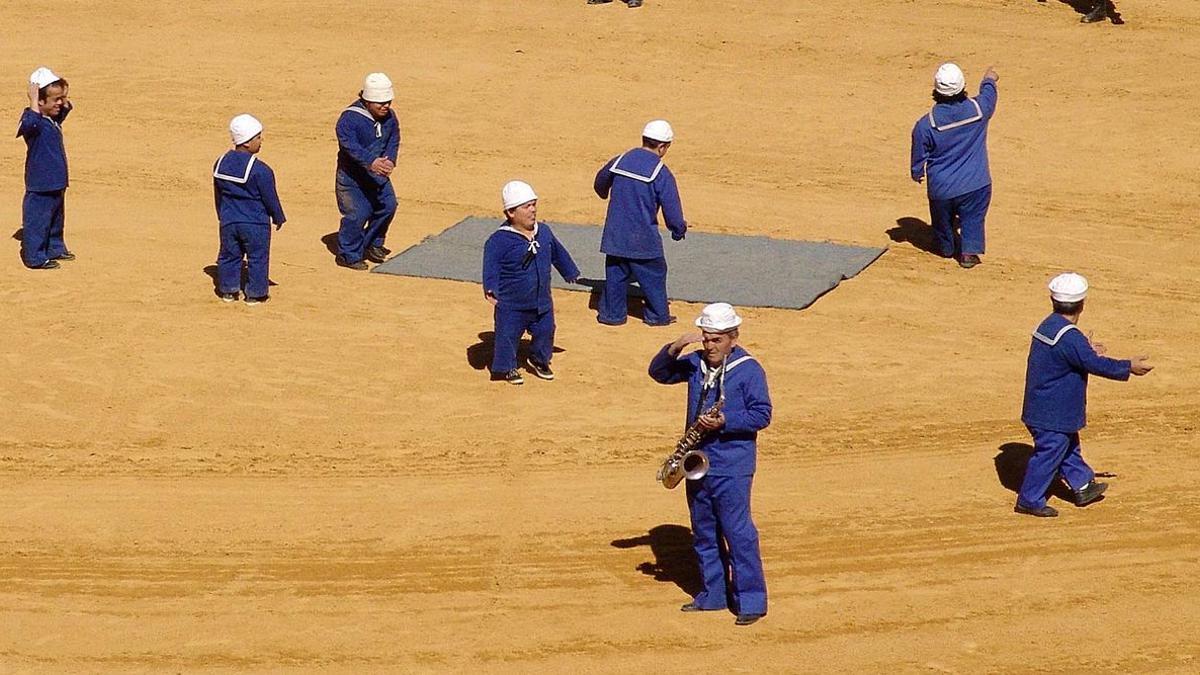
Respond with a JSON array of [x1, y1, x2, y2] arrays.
[[344, 105, 383, 138], [498, 222, 540, 256], [213, 153, 257, 184], [929, 98, 983, 132]]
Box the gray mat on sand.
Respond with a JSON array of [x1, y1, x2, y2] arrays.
[[372, 217, 885, 310]]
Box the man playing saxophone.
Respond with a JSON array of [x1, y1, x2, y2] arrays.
[[647, 302, 772, 626]]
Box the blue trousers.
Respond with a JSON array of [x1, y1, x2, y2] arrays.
[[217, 222, 272, 299], [685, 474, 767, 615], [21, 190, 67, 268], [928, 184, 991, 257], [336, 171, 397, 263], [1017, 427, 1095, 509], [598, 255, 671, 325], [492, 306, 555, 373]]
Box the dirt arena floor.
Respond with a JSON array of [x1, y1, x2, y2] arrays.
[[2, 0, 1199, 671]]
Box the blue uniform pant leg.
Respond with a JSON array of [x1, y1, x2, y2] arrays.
[[46, 191, 67, 258], [686, 477, 731, 610], [364, 180, 398, 250], [711, 474, 767, 615], [1057, 432, 1094, 491], [491, 306, 533, 374], [216, 223, 245, 294], [957, 184, 991, 255], [1018, 427, 1072, 509], [20, 191, 55, 267], [598, 255, 631, 325], [927, 197, 958, 258], [528, 309, 556, 366], [335, 173, 371, 263], [241, 223, 272, 299], [631, 257, 671, 325]]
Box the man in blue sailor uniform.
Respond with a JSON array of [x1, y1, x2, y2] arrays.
[[1016, 272, 1153, 517], [335, 72, 400, 270], [593, 119, 687, 326], [482, 181, 581, 385], [910, 63, 999, 269], [213, 114, 286, 304], [16, 67, 74, 270], [648, 303, 771, 626]]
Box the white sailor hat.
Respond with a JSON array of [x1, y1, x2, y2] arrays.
[[501, 180, 538, 210], [30, 67, 61, 89], [229, 114, 263, 145], [362, 72, 395, 103], [1048, 272, 1088, 303], [934, 63, 966, 96], [642, 119, 674, 143], [695, 302, 742, 332]]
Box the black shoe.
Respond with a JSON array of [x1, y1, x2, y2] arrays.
[[219, 292, 239, 303], [496, 369, 523, 385], [30, 259, 61, 270], [336, 255, 369, 271], [1014, 502, 1059, 517], [735, 613, 765, 626], [244, 296, 269, 306], [53, 251, 76, 261], [1081, 2, 1107, 22], [365, 246, 389, 264], [1074, 480, 1108, 507], [680, 602, 723, 613], [378, 245, 392, 256], [627, 0, 643, 6], [957, 254, 981, 269], [646, 315, 678, 327], [597, 317, 627, 326], [529, 360, 554, 381], [587, 0, 613, 3]]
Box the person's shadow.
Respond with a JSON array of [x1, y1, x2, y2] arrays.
[[466, 331, 565, 373], [610, 524, 702, 598], [320, 232, 339, 260], [994, 442, 1077, 502], [887, 217, 948, 257], [202, 264, 277, 298]]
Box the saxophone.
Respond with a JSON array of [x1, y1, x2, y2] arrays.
[[657, 398, 722, 489]]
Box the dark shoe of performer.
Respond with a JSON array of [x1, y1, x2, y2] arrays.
[[491, 368, 524, 385], [1081, 2, 1108, 23], [1014, 502, 1059, 517], [735, 613, 765, 626], [219, 292, 239, 303], [365, 246, 389, 264], [627, 0, 644, 6], [645, 315, 678, 327], [958, 254, 982, 269], [529, 360, 554, 381], [30, 259, 61, 270], [587, 0, 613, 4], [680, 602, 723, 613], [335, 254, 369, 271], [244, 295, 269, 306], [1074, 480, 1108, 507], [54, 251, 76, 261]]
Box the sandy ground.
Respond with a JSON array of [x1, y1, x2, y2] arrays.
[[2, 0, 1199, 671]]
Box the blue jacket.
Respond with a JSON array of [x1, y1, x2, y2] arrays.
[[212, 150, 286, 227], [336, 100, 400, 188], [16, 105, 72, 192], [1021, 313, 1132, 433], [648, 344, 772, 476], [594, 147, 686, 259], [910, 77, 998, 201], [482, 222, 580, 313]]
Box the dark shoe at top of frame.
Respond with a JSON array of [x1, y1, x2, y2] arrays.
[[365, 246, 389, 264], [219, 292, 239, 303], [958, 254, 982, 269], [335, 255, 369, 271], [587, 0, 613, 4], [1014, 502, 1059, 518], [627, 0, 644, 6], [244, 295, 269, 306], [491, 368, 524, 385], [29, 259, 61, 270], [1081, 3, 1108, 23], [529, 360, 554, 381], [1074, 480, 1108, 507], [53, 251, 76, 261], [645, 315, 678, 327], [735, 613, 765, 626]]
